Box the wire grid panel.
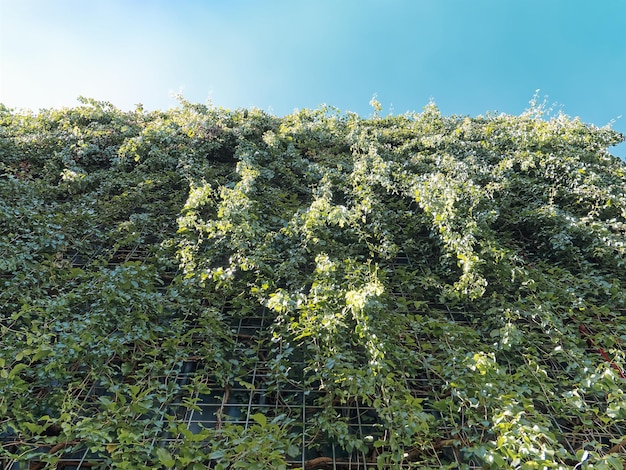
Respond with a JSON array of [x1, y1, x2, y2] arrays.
[[3, 250, 623, 469], [0, 253, 491, 469], [168, 312, 434, 469]]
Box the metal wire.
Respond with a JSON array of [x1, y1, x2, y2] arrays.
[[2, 250, 623, 469]]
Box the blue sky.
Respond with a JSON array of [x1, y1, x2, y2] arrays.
[[1, 0, 625, 157]]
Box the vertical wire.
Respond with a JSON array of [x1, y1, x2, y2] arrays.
[[244, 313, 263, 430], [301, 387, 306, 469], [75, 447, 89, 469]]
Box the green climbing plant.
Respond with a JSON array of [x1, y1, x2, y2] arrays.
[[1, 96, 625, 468]]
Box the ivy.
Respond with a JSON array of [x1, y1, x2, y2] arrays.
[[1, 98, 625, 468]]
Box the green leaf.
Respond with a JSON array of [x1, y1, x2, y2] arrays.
[[251, 413, 266, 427], [373, 439, 386, 448], [209, 450, 225, 460], [287, 444, 300, 457], [8, 362, 28, 379], [156, 447, 175, 468]]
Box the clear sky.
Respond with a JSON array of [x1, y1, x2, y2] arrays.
[[1, 0, 625, 157]]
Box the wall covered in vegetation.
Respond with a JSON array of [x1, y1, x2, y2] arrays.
[[1, 97, 625, 469]]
